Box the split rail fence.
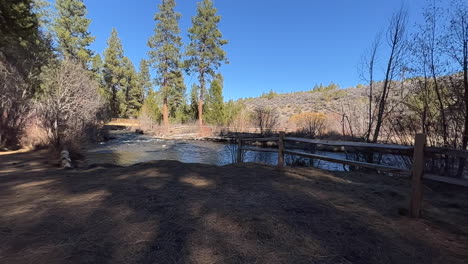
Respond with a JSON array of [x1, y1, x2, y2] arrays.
[[236, 133, 468, 218]]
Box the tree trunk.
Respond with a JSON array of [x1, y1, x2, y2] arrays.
[[112, 85, 118, 117], [457, 46, 468, 177], [462, 43, 468, 150], [162, 97, 169, 128], [372, 72, 391, 143], [372, 8, 406, 143], [198, 99, 203, 126], [372, 38, 396, 143], [198, 70, 205, 126], [366, 79, 373, 142], [432, 75, 449, 146]]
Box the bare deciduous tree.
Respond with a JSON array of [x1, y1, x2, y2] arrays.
[[38, 59, 103, 151], [372, 8, 408, 143], [447, 1, 468, 149], [360, 34, 381, 142], [252, 107, 279, 135]]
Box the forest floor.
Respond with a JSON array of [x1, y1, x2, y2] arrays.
[[0, 150, 467, 264]]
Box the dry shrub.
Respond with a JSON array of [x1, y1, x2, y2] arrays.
[[19, 115, 48, 149], [37, 59, 104, 154], [138, 112, 157, 132], [251, 107, 279, 135], [290, 112, 327, 138], [228, 108, 250, 132]]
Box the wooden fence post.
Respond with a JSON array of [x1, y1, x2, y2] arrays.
[[410, 133, 426, 218], [278, 132, 285, 169], [237, 135, 242, 163]]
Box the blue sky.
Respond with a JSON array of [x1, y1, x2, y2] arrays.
[[58, 0, 442, 100]]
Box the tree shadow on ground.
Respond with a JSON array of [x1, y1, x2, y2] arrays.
[[0, 160, 467, 264]]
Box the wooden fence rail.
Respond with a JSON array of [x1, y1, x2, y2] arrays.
[[236, 133, 468, 218]]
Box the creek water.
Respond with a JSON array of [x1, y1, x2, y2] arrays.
[[85, 131, 353, 170]]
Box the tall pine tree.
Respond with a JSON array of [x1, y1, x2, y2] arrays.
[[91, 54, 106, 97], [53, 0, 94, 65], [168, 70, 186, 119], [148, 0, 184, 128], [103, 28, 124, 117], [205, 73, 225, 124], [186, 0, 228, 125], [122, 57, 143, 118], [138, 59, 152, 100]]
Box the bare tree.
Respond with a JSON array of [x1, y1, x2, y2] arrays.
[[0, 58, 32, 147], [409, 0, 452, 147], [372, 8, 408, 143], [251, 107, 279, 135], [445, 0, 468, 176], [447, 1, 468, 149], [38, 59, 103, 151], [360, 34, 381, 142]]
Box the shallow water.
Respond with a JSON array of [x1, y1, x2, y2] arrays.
[[85, 131, 350, 170]]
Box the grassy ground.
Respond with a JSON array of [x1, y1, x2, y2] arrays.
[[0, 150, 467, 263]]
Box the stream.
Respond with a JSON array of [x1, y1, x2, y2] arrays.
[[85, 131, 352, 170]]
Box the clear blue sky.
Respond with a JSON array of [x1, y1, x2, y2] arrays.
[[61, 0, 442, 100]]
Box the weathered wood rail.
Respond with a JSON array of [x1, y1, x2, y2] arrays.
[[236, 133, 468, 218]]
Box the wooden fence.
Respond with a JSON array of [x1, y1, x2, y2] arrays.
[[236, 133, 468, 218]]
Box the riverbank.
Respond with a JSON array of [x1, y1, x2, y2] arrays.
[[0, 150, 467, 263]]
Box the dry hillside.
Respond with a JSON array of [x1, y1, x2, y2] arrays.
[[237, 82, 412, 136]]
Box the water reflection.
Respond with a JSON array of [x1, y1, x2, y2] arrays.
[[86, 131, 404, 172]]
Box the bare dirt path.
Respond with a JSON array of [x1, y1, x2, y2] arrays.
[[0, 151, 467, 263], [0, 149, 57, 174]]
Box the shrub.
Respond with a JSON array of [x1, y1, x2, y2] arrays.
[[260, 90, 278, 100], [37, 59, 104, 153], [251, 106, 279, 135], [310, 82, 339, 93], [290, 112, 327, 138]]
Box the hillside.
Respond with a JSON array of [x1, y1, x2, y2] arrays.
[[237, 84, 369, 132]]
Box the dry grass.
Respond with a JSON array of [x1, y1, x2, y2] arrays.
[[0, 153, 467, 263]]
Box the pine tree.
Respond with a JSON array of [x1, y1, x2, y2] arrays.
[[122, 57, 143, 118], [0, 0, 51, 85], [103, 28, 124, 117], [0, 0, 52, 146], [91, 54, 106, 97], [148, 0, 184, 128], [186, 0, 228, 126], [53, 0, 95, 65], [168, 70, 186, 119], [138, 59, 152, 100], [141, 90, 162, 123], [205, 73, 225, 124]]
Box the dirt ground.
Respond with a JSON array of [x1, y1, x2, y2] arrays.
[[0, 150, 467, 264]]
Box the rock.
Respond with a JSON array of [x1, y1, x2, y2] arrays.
[[60, 149, 73, 169], [135, 129, 144, 135]]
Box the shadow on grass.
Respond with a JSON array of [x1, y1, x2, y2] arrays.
[[0, 160, 467, 263]]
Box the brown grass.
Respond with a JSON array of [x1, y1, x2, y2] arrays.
[[0, 153, 467, 263]]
